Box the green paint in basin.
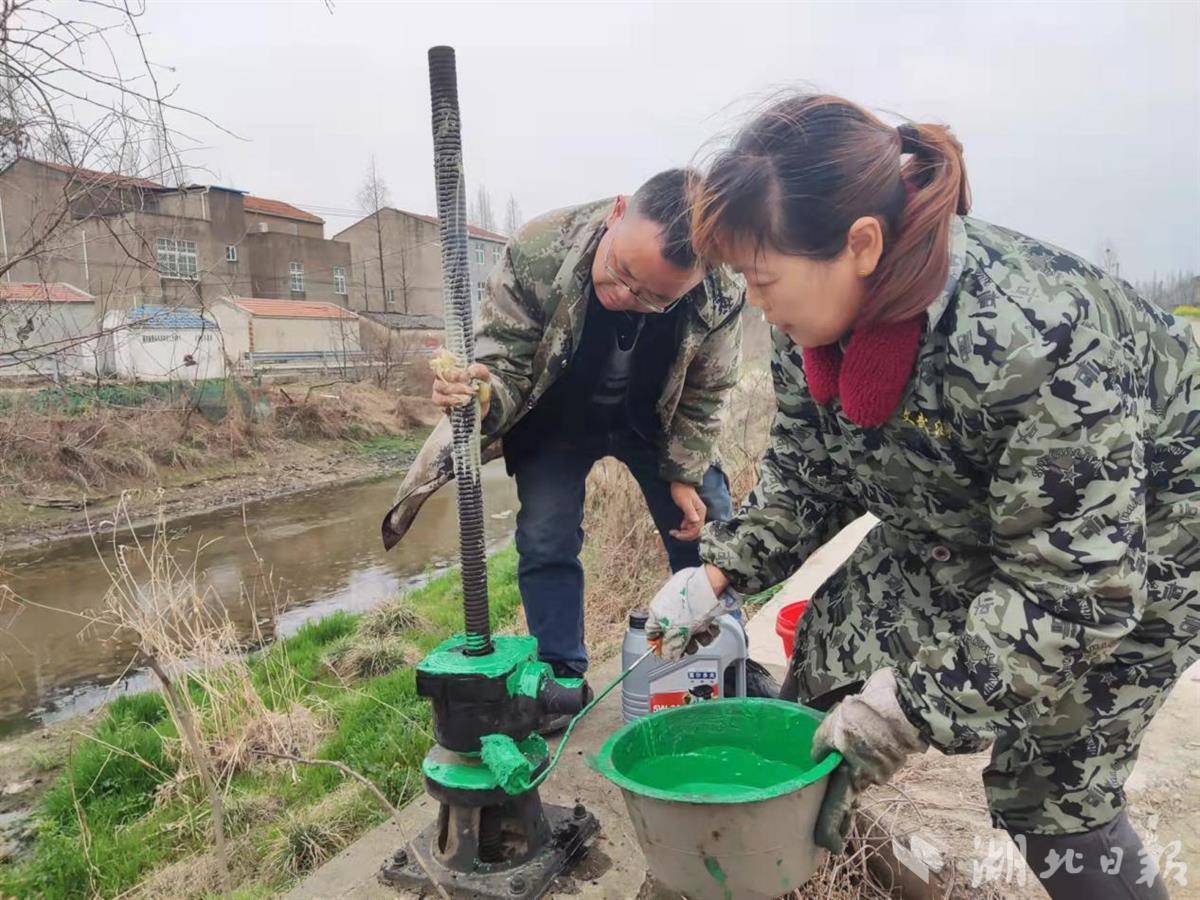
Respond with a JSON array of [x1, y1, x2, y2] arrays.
[[590, 698, 841, 804], [624, 745, 810, 799]]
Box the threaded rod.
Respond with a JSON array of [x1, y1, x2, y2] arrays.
[[428, 45, 491, 655]]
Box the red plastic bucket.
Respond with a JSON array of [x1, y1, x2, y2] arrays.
[[775, 600, 809, 658]]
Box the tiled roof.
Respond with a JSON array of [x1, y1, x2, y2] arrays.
[[336, 208, 507, 244], [127, 305, 219, 330], [31, 158, 165, 191], [228, 298, 357, 320], [243, 195, 324, 225], [0, 282, 94, 303]]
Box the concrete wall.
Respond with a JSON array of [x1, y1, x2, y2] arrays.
[[209, 302, 253, 360], [244, 232, 352, 303], [245, 211, 323, 240], [248, 315, 361, 355], [0, 300, 103, 378], [335, 209, 505, 317], [102, 312, 225, 381]]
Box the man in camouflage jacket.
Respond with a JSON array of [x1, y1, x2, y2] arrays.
[[701, 216, 1199, 864], [384, 170, 745, 685]]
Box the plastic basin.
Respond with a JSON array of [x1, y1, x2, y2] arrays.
[[775, 600, 809, 658], [591, 698, 841, 900]]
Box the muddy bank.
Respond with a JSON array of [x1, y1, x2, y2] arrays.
[[1, 437, 420, 554]]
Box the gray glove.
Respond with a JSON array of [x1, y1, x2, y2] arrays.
[[810, 668, 927, 853], [646, 567, 739, 661]]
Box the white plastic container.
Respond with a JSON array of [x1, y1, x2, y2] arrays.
[[621, 609, 747, 722]]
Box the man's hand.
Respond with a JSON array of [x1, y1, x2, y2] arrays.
[[810, 668, 927, 854], [430, 349, 491, 419], [669, 482, 706, 541], [646, 565, 738, 661]]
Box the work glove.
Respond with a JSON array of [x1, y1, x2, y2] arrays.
[[810, 668, 927, 854], [646, 566, 739, 661]]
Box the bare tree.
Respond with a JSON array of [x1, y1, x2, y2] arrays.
[[1096, 237, 1120, 279], [395, 240, 410, 313], [470, 183, 495, 232], [356, 154, 391, 313], [0, 0, 231, 375], [503, 194, 522, 236]]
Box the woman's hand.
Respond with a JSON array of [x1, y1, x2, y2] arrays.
[[646, 566, 738, 660], [810, 668, 927, 853]]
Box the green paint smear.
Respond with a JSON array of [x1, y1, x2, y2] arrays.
[[480, 733, 535, 793], [590, 698, 842, 804], [424, 733, 547, 792], [417, 634, 537, 678], [704, 856, 733, 900], [507, 660, 550, 699]]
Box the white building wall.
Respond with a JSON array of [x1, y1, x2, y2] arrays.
[[0, 302, 102, 378], [102, 312, 225, 381]]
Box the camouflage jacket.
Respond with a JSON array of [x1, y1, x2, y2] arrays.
[[702, 215, 1200, 751], [382, 199, 743, 548]]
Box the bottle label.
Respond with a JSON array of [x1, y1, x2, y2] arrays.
[[648, 658, 722, 711]]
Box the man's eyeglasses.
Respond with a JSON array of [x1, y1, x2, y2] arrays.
[[603, 241, 684, 315]]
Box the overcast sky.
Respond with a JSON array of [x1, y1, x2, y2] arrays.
[[141, 1, 1198, 283]]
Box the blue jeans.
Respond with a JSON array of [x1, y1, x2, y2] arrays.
[[510, 431, 732, 677]]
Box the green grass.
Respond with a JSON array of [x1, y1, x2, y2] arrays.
[[349, 431, 427, 463], [0, 547, 521, 899], [0, 380, 234, 417], [1174, 304, 1200, 319]]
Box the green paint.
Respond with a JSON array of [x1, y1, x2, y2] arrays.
[[417, 634, 537, 678], [703, 856, 732, 900], [590, 698, 842, 805], [423, 733, 547, 791], [625, 745, 808, 796], [480, 734, 533, 793], [506, 660, 550, 699]]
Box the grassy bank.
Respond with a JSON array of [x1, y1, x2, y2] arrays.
[[0, 547, 520, 899], [0, 378, 437, 547]]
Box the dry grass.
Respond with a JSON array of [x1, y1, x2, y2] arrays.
[[323, 634, 422, 681], [0, 378, 417, 499], [359, 597, 425, 639], [580, 365, 777, 653], [265, 786, 371, 879]]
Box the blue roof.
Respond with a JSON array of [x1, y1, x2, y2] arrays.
[[127, 305, 219, 330]]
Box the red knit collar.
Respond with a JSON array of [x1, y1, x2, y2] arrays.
[[802, 317, 923, 428]]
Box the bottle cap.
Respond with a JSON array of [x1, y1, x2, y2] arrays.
[[628, 608, 649, 629]]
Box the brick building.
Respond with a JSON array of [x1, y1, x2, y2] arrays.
[[0, 158, 351, 312], [333, 207, 507, 318]]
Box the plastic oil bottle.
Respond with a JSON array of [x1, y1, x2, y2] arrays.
[[620, 608, 748, 722]]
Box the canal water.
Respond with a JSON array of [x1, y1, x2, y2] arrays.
[[0, 461, 519, 735]]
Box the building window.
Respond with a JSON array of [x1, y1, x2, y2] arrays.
[[333, 266, 347, 295], [385, 288, 396, 308], [473, 243, 485, 264], [474, 281, 486, 304], [492, 246, 502, 264], [156, 237, 198, 279], [289, 261, 304, 292], [225, 245, 237, 263]]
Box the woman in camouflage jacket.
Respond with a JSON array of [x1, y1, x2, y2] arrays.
[[646, 94, 1197, 899]]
